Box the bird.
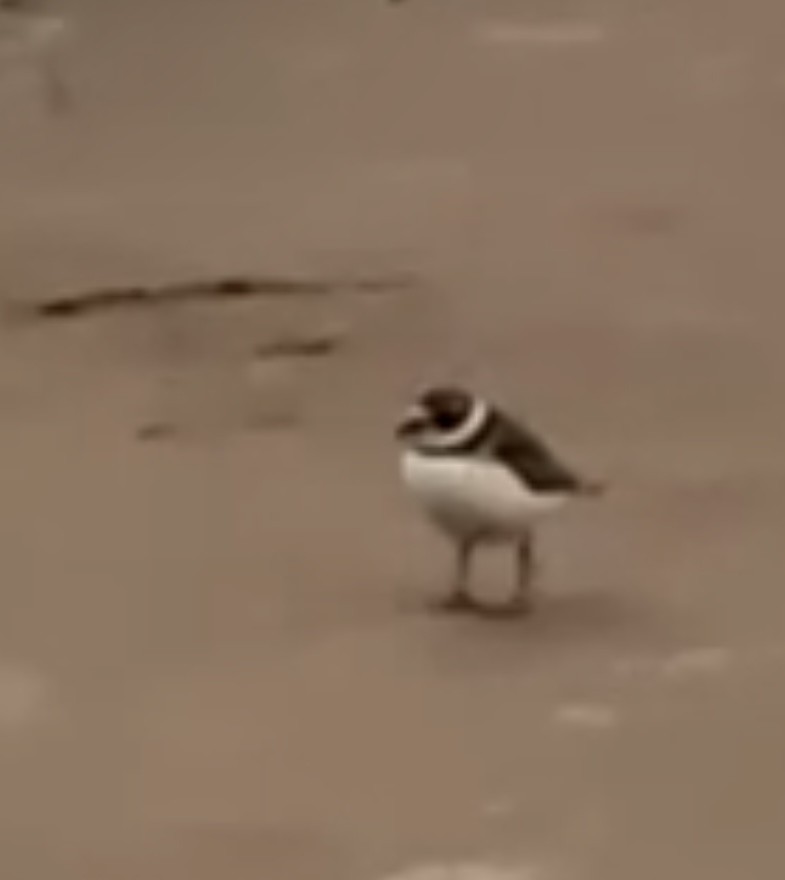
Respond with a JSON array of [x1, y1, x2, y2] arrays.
[[396, 386, 603, 616]]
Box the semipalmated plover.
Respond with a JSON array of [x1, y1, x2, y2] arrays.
[[396, 386, 603, 615]]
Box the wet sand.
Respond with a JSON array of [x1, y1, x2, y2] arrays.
[[2, 1, 785, 878]]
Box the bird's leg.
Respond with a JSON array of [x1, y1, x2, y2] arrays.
[[432, 539, 477, 612], [506, 529, 536, 615]]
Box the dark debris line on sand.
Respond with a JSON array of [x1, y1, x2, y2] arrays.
[[253, 328, 346, 360], [6, 273, 416, 321]]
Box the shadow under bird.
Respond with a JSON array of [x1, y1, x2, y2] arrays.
[[396, 386, 604, 616]]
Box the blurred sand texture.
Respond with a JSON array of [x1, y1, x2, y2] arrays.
[[2, 1, 785, 878]]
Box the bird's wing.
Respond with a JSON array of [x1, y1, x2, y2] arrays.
[[486, 410, 587, 494]]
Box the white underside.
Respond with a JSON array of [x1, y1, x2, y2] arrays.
[[401, 451, 565, 541]]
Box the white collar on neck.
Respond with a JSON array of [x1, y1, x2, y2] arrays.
[[420, 398, 490, 451]]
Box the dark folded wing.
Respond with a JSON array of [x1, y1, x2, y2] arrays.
[[487, 410, 585, 493]]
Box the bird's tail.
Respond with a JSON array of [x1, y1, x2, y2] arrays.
[[577, 478, 607, 498]]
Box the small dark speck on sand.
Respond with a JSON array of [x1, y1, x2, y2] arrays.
[[253, 329, 345, 361], [136, 422, 177, 442]]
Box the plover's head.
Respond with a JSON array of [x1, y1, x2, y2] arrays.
[[396, 386, 490, 452]]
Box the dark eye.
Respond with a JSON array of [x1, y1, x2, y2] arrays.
[[433, 409, 460, 429], [434, 397, 468, 428]]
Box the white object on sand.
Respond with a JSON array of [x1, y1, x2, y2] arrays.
[[382, 864, 540, 880], [476, 21, 608, 47], [0, 3, 72, 112]]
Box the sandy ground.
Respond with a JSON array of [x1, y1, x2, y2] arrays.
[[2, 1, 785, 878]]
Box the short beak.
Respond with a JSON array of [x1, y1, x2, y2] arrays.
[[396, 405, 430, 439]]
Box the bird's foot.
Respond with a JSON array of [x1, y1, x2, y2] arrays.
[[474, 592, 534, 620], [428, 590, 479, 614]]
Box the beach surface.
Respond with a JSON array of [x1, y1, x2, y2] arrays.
[[2, 1, 785, 877]]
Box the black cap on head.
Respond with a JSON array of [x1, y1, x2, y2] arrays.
[[417, 386, 475, 431]]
